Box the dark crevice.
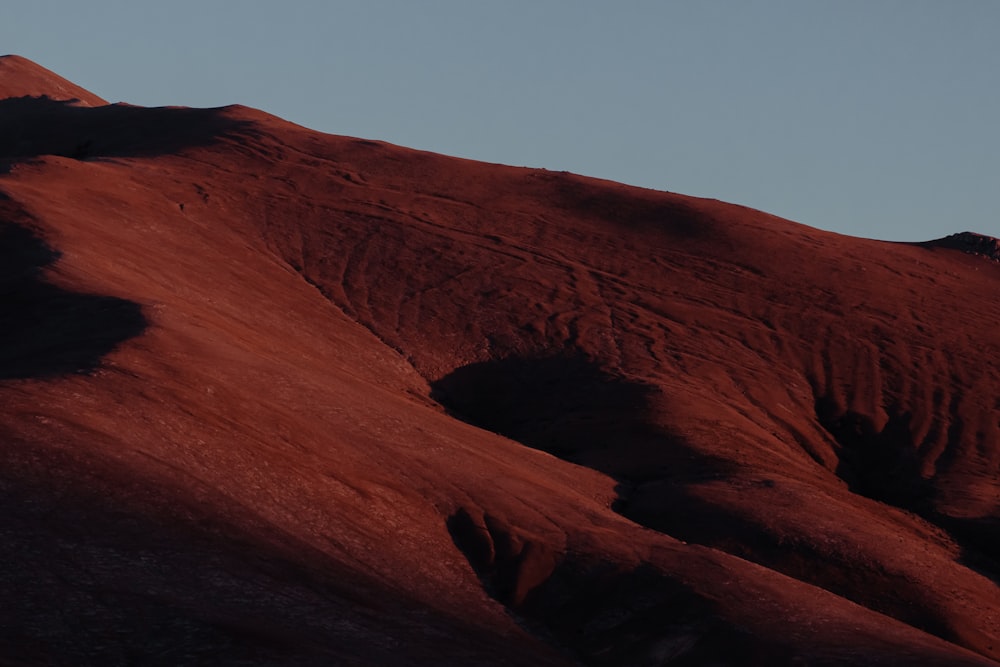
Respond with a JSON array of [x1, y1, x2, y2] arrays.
[[815, 397, 934, 510], [815, 393, 1000, 589], [446, 507, 763, 666]]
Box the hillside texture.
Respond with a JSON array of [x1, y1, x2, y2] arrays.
[[1, 56, 998, 665]]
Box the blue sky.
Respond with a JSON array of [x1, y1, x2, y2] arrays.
[[3, 1, 998, 241]]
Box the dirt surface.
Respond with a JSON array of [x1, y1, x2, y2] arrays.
[[1, 55, 998, 665]]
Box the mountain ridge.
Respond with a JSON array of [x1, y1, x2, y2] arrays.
[[1, 56, 998, 666], [0, 54, 108, 106]]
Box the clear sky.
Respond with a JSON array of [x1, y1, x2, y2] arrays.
[[3, 1, 998, 241]]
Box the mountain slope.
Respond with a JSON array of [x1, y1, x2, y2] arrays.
[[0, 55, 107, 106], [1, 57, 998, 665]]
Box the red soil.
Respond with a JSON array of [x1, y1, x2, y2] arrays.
[[1, 56, 998, 665], [0, 55, 107, 106]]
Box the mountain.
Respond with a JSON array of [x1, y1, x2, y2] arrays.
[[0, 55, 107, 106], [1, 55, 998, 666]]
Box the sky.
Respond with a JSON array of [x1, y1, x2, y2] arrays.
[[2, 1, 998, 242]]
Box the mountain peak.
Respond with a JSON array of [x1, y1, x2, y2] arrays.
[[0, 54, 107, 106]]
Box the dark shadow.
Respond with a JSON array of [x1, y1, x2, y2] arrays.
[[434, 354, 774, 662], [939, 515, 1000, 587], [816, 394, 1000, 588], [0, 433, 540, 667], [435, 354, 977, 656], [816, 397, 934, 511], [623, 483, 955, 640], [446, 508, 765, 666], [0, 96, 255, 162], [432, 353, 650, 460], [537, 171, 721, 241], [430, 353, 731, 483], [0, 212, 146, 379]]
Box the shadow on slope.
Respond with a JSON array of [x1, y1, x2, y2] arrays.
[[446, 508, 762, 666], [815, 396, 1000, 587], [0, 96, 254, 162], [433, 354, 771, 663], [0, 434, 549, 667], [432, 354, 978, 659], [946, 515, 1000, 586], [0, 213, 145, 379], [430, 353, 725, 481], [815, 398, 933, 510]]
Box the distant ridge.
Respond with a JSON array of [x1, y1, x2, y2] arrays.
[[924, 231, 1000, 262], [0, 54, 107, 106]]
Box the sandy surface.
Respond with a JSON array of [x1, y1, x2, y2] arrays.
[[1, 55, 998, 665]]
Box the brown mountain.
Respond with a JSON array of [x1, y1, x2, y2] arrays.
[[1, 55, 998, 666]]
